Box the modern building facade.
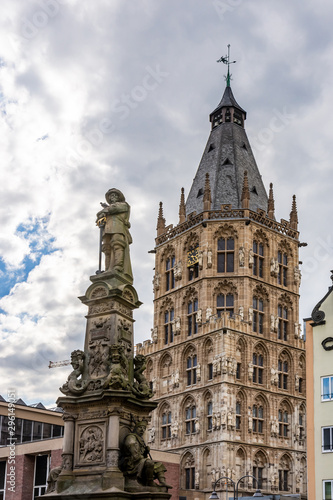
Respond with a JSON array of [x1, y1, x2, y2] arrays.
[[306, 272, 333, 500], [0, 398, 64, 500], [138, 80, 307, 499]]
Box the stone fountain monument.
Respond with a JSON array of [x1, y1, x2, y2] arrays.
[[43, 189, 171, 500]]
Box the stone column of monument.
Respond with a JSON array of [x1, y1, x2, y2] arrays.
[[43, 188, 171, 500]]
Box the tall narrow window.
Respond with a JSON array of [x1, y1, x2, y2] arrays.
[[252, 353, 264, 384], [252, 405, 264, 434], [323, 480, 333, 499], [186, 355, 197, 386], [162, 411, 171, 439], [278, 305, 288, 341], [185, 465, 196, 489], [236, 362, 241, 380], [278, 359, 288, 390], [165, 256, 175, 291], [253, 466, 263, 489], [278, 251, 288, 286], [33, 454, 49, 498], [253, 241, 264, 278], [0, 461, 6, 500], [217, 237, 234, 273], [322, 376, 333, 401], [217, 293, 234, 317], [185, 406, 196, 434], [279, 469, 288, 491], [278, 410, 289, 437], [208, 363, 213, 380], [322, 426, 333, 452], [207, 401, 213, 431], [299, 412, 305, 440], [164, 309, 174, 345], [236, 401, 241, 430], [253, 298, 264, 334], [188, 299, 198, 336]]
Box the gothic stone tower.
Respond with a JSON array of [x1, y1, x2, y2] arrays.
[[137, 83, 307, 499]]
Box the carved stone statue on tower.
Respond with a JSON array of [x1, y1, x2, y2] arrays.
[[96, 188, 133, 283]]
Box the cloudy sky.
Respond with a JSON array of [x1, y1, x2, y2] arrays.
[[0, 0, 332, 406]]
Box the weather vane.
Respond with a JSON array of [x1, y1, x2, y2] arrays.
[[217, 44, 236, 87]]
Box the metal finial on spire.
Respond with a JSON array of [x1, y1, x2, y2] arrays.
[[217, 44, 236, 87]]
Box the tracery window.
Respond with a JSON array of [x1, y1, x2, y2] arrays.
[[236, 401, 241, 430], [253, 297, 264, 334], [165, 256, 175, 291], [184, 455, 196, 489], [217, 293, 234, 317], [217, 237, 234, 273], [278, 358, 289, 390], [186, 355, 197, 386], [252, 404, 264, 434], [207, 401, 213, 431], [278, 305, 288, 341], [277, 251, 288, 286], [252, 352, 264, 385], [278, 409, 289, 437], [253, 241, 264, 278], [161, 410, 171, 440], [188, 299, 198, 336], [185, 405, 196, 435], [164, 309, 174, 345]]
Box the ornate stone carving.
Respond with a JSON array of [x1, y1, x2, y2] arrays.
[[270, 257, 279, 276], [88, 340, 109, 378], [61, 453, 73, 471], [132, 354, 153, 399], [270, 367, 278, 385], [91, 286, 108, 299], [239, 246, 245, 267], [206, 307, 212, 322], [46, 466, 62, 493], [103, 344, 130, 391], [60, 350, 87, 396], [196, 309, 202, 325], [207, 248, 212, 268], [79, 425, 104, 463], [294, 266, 301, 285], [153, 272, 160, 291], [174, 261, 183, 280], [249, 248, 254, 267], [106, 449, 119, 468], [151, 326, 158, 343], [174, 316, 181, 335]]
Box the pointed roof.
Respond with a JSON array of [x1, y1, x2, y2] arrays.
[[210, 85, 246, 118], [186, 85, 268, 215]]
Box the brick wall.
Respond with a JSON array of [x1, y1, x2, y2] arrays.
[[6, 454, 34, 500], [164, 461, 179, 500]]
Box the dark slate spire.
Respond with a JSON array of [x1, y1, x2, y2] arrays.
[[186, 84, 268, 216]]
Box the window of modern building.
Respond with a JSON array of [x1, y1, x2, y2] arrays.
[[185, 405, 196, 435], [278, 410, 289, 437], [161, 411, 171, 440], [186, 355, 197, 386], [322, 426, 333, 452], [236, 401, 241, 430], [253, 241, 264, 278], [207, 401, 213, 431], [164, 309, 174, 345], [252, 353, 264, 385], [322, 376, 333, 401], [0, 461, 5, 500], [253, 297, 264, 334], [277, 251, 288, 286], [165, 256, 175, 291], [323, 480, 333, 499], [0, 416, 64, 446], [33, 454, 49, 498], [216, 293, 234, 317], [217, 237, 234, 273], [188, 299, 198, 336], [278, 305, 288, 341], [252, 405, 264, 434], [278, 359, 288, 390], [252, 466, 263, 489]]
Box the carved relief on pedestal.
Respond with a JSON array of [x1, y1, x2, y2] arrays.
[[61, 453, 73, 471], [106, 449, 119, 468], [88, 340, 110, 378], [78, 425, 104, 464]]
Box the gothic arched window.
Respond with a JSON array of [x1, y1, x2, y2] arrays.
[[278, 357, 289, 390], [252, 352, 264, 385], [186, 354, 197, 386], [253, 241, 264, 278], [217, 293, 234, 317], [161, 409, 172, 440], [278, 305, 288, 341], [165, 256, 175, 291], [252, 404, 264, 434], [188, 299, 198, 336], [185, 404, 196, 435], [253, 297, 264, 334], [164, 309, 174, 345], [277, 251, 288, 286], [217, 237, 234, 273]]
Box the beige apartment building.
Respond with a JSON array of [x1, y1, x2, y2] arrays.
[[306, 272, 333, 500], [137, 80, 307, 499]]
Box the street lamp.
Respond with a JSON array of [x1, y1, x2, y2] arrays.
[[209, 473, 263, 499]]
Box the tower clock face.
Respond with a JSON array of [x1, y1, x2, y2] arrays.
[[187, 248, 199, 267]]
